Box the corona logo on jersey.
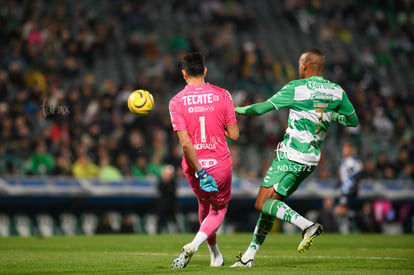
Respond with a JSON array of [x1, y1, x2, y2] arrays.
[[128, 89, 154, 115]]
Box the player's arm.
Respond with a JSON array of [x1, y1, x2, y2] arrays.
[[225, 123, 239, 141], [235, 101, 275, 116], [236, 83, 294, 116], [176, 129, 202, 171], [332, 91, 358, 127], [332, 112, 358, 127], [176, 129, 218, 192]]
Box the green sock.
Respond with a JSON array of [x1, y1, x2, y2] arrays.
[[251, 212, 275, 246], [243, 213, 275, 261], [262, 199, 313, 231]]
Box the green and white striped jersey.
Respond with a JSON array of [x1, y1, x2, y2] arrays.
[[268, 76, 355, 166]]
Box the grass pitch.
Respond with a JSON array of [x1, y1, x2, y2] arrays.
[[0, 233, 413, 275]]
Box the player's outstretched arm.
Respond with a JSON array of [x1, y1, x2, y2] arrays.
[[235, 101, 275, 116], [332, 112, 358, 127]]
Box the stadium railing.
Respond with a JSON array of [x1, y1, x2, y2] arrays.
[[0, 176, 413, 200]]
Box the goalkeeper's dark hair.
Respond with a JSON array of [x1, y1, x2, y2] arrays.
[[181, 53, 205, 77]]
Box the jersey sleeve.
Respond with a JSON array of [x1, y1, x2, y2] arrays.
[[337, 91, 356, 116], [169, 96, 186, 131], [224, 90, 237, 126], [267, 82, 295, 110]]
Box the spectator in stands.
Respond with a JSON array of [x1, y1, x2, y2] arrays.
[[316, 197, 338, 233], [115, 152, 132, 176], [156, 164, 178, 233], [120, 215, 135, 233], [372, 107, 394, 141], [72, 153, 99, 179], [397, 164, 413, 180], [126, 130, 147, 162], [376, 152, 396, 179], [356, 201, 380, 233], [131, 154, 162, 179], [50, 155, 72, 176], [131, 155, 149, 179], [0, 0, 411, 186], [98, 155, 123, 182], [28, 141, 55, 175], [95, 214, 115, 234]]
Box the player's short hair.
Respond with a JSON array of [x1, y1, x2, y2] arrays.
[[181, 53, 205, 76], [304, 48, 324, 57], [302, 49, 325, 70]]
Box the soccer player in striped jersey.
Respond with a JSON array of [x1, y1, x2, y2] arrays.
[[231, 49, 358, 267]]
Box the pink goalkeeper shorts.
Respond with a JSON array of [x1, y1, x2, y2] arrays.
[[184, 164, 232, 207]]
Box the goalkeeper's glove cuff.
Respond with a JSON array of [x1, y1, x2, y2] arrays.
[[196, 167, 208, 179]]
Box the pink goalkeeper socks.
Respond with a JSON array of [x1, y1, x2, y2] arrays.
[[199, 206, 227, 241], [198, 200, 210, 224], [192, 201, 227, 250]]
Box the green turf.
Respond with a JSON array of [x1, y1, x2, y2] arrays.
[[0, 233, 413, 274]]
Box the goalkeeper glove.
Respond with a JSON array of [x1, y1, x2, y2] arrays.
[[196, 168, 218, 193]]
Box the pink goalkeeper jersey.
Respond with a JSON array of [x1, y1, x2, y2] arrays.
[[169, 83, 237, 173]]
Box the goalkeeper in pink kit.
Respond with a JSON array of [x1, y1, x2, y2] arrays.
[[169, 53, 239, 268]]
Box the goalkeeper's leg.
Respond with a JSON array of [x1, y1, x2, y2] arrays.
[[200, 201, 225, 266], [172, 202, 227, 268], [187, 204, 228, 253], [183, 200, 226, 254]]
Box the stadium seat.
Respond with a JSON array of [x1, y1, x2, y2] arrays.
[[143, 214, 157, 235], [175, 213, 186, 233], [106, 211, 122, 232], [382, 222, 403, 235], [282, 221, 299, 234], [80, 213, 98, 235], [13, 215, 33, 237], [0, 214, 11, 237], [123, 213, 142, 233], [216, 218, 226, 235], [36, 214, 56, 237], [60, 213, 79, 236], [186, 212, 199, 233]]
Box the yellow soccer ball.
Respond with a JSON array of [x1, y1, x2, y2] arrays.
[[127, 89, 154, 115]]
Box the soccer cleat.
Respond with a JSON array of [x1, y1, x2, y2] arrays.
[[171, 243, 195, 269], [230, 253, 253, 268], [210, 257, 224, 267], [297, 223, 324, 253]]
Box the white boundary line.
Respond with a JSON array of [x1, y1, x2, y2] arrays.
[[260, 255, 409, 261]]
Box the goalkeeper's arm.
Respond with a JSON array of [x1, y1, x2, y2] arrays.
[[332, 112, 358, 127], [235, 101, 275, 116]]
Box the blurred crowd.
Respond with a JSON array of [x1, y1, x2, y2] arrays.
[[0, 0, 413, 182]]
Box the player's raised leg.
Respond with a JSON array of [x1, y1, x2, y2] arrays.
[[262, 198, 324, 252]]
